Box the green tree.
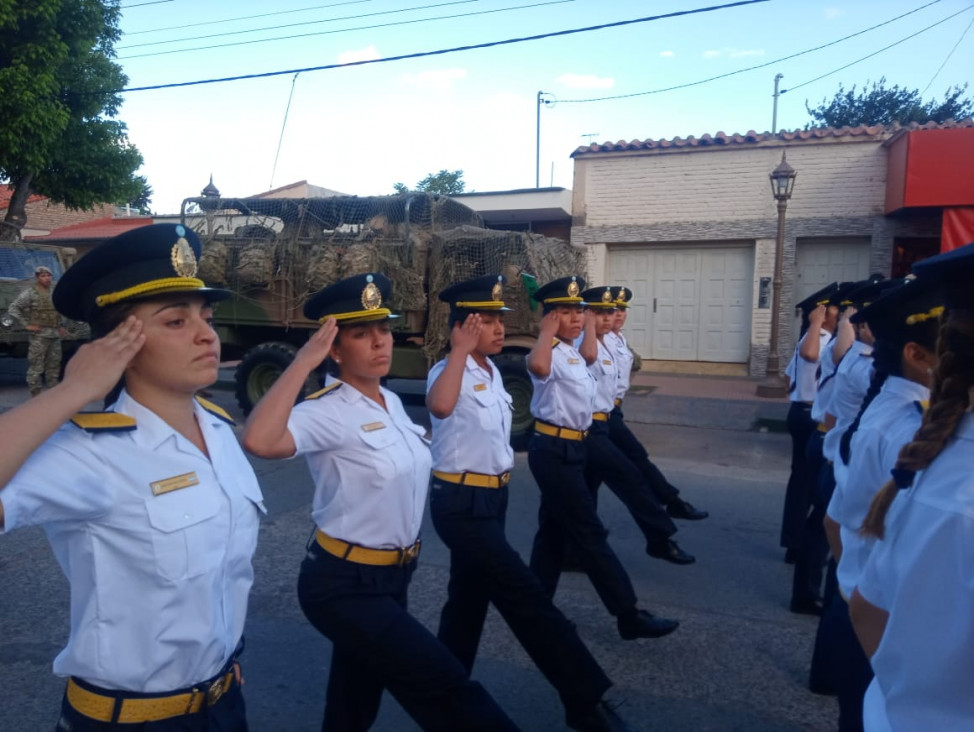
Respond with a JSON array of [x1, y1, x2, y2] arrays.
[[393, 169, 466, 196], [0, 0, 144, 240], [805, 77, 972, 128]]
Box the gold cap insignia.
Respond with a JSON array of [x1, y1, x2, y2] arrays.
[[567, 279, 580, 297], [602, 288, 613, 303], [491, 280, 503, 301], [362, 281, 382, 310], [171, 236, 198, 278]]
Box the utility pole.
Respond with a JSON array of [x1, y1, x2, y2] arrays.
[[772, 73, 783, 134], [536, 91, 554, 188]]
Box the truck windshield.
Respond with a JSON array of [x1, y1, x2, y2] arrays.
[[0, 249, 64, 280]]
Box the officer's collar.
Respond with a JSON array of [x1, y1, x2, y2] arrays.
[[111, 389, 226, 450]]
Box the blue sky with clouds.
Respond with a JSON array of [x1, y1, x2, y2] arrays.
[[114, 0, 973, 213]]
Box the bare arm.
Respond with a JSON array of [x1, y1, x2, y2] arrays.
[[832, 308, 857, 363], [242, 318, 338, 459], [526, 312, 561, 379], [824, 514, 843, 561], [0, 318, 145, 524], [849, 587, 889, 658], [426, 314, 482, 419], [578, 309, 598, 365], [799, 305, 827, 363]]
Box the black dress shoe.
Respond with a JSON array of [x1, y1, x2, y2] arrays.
[[790, 598, 824, 616], [667, 499, 709, 520], [567, 700, 640, 732], [617, 609, 679, 640], [647, 538, 696, 565]]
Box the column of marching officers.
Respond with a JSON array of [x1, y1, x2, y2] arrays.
[[0, 222, 711, 732], [779, 242, 974, 731]]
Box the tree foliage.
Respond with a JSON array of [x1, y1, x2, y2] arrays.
[[0, 0, 144, 238], [805, 77, 973, 128], [393, 169, 466, 196]]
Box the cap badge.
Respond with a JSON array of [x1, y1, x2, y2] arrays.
[[491, 281, 503, 301], [602, 288, 613, 303], [362, 281, 382, 310], [171, 237, 198, 278], [567, 280, 580, 297]]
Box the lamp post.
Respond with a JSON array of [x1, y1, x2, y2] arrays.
[[756, 152, 797, 398], [536, 91, 554, 188]]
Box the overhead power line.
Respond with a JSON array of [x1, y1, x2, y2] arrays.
[[782, 3, 974, 94], [920, 12, 974, 95], [556, 0, 945, 103], [119, 0, 768, 93]]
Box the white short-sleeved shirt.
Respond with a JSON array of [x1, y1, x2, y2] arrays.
[[287, 382, 431, 549], [588, 338, 618, 414], [605, 331, 633, 400], [530, 338, 595, 431], [828, 376, 928, 598], [857, 413, 974, 730], [0, 390, 264, 692], [822, 340, 873, 467], [811, 339, 838, 423], [786, 329, 831, 403], [428, 355, 514, 475]]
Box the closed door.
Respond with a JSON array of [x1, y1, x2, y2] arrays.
[[607, 245, 753, 362], [793, 237, 871, 342]]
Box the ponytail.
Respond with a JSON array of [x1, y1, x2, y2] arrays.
[[862, 312, 974, 538]]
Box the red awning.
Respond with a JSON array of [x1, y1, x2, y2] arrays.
[[942, 207, 974, 252], [885, 128, 974, 214]]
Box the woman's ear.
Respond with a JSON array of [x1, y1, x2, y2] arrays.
[[902, 342, 938, 384]]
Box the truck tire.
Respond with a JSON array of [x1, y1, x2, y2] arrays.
[[235, 342, 321, 415], [494, 351, 534, 451]]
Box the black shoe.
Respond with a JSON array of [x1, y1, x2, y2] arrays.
[[790, 598, 824, 616], [667, 498, 709, 520], [647, 538, 696, 565], [617, 609, 679, 640], [567, 700, 640, 732]]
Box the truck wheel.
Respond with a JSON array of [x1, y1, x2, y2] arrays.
[[494, 352, 534, 451], [235, 342, 321, 415]]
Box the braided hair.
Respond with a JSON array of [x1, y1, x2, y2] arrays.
[[862, 310, 974, 538]]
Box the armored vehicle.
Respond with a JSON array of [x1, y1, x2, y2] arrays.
[[181, 193, 585, 447]]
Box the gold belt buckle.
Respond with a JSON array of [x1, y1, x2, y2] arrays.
[[206, 676, 228, 707], [500, 471, 511, 486], [400, 541, 421, 565]]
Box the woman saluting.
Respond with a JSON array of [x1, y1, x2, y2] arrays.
[[242, 273, 516, 732], [0, 224, 263, 731]]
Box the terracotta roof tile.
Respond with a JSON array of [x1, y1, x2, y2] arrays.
[[0, 186, 46, 209], [24, 216, 154, 241], [572, 118, 974, 156]]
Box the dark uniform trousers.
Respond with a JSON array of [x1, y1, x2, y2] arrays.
[[527, 432, 639, 617], [583, 421, 677, 546], [430, 477, 611, 716], [781, 401, 816, 549], [57, 666, 247, 732], [607, 406, 680, 506], [813, 588, 873, 731], [297, 541, 518, 732], [791, 432, 830, 606]]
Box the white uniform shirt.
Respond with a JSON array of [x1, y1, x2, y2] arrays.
[[811, 339, 838, 423], [605, 331, 633, 401], [823, 340, 873, 467], [288, 382, 431, 549], [589, 338, 618, 414], [530, 339, 595, 431], [0, 390, 264, 692], [828, 376, 928, 598], [786, 329, 831, 403], [857, 413, 974, 731], [428, 355, 514, 474]]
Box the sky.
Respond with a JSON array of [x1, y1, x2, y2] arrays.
[[112, 0, 974, 214]]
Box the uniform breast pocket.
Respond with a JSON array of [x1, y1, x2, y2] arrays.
[[359, 427, 401, 481], [473, 387, 500, 430], [144, 489, 224, 583]]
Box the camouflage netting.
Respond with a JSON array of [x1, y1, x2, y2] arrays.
[[183, 193, 585, 363]]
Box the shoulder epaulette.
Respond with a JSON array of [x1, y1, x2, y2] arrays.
[[70, 412, 138, 433], [913, 400, 929, 414], [195, 396, 235, 424], [303, 382, 342, 401], [551, 337, 560, 348]]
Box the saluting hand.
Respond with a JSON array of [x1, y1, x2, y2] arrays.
[[583, 308, 597, 329], [295, 317, 339, 371], [538, 310, 561, 339], [451, 313, 483, 355], [809, 303, 827, 327], [62, 316, 145, 401]]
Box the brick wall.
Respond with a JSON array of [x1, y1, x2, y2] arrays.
[[1, 200, 115, 235]]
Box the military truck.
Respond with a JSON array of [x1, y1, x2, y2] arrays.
[[180, 193, 585, 447], [0, 241, 88, 359]]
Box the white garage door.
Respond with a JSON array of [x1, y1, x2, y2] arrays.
[[607, 244, 754, 363], [792, 237, 872, 342]]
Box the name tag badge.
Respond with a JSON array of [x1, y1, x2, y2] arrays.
[[473, 383, 487, 392], [567, 358, 580, 365], [602, 359, 612, 365], [150, 472, 199, 496], [361, 422, 386, 432]]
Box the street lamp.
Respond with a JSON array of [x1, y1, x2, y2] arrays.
[[756, 152, 797, 398]]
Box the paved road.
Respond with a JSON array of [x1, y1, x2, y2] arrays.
[[0, 361, 835, 731]]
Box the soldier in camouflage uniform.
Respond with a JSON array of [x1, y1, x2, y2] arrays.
[[8, 266, 65, 396]]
